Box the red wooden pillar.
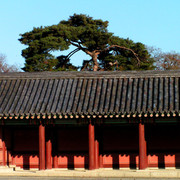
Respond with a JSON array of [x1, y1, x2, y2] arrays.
[[46, 138, 52, 169], [99, 127, 103, 168], [89, 122, 95, 170], [99, 155, 103, 168], [39, 124, 45, 170], [11, 156, 15, 166], [2, 140, 6, 166], [139, 122, 147, 170], [52, 129, 58, 168], [0, 127, 6, 166], [53, 155, 58, 168], [94, 139, 99, 169], [94, 126, 100, 169]]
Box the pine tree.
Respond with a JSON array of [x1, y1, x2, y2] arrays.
[[19, 14, 154, 72]]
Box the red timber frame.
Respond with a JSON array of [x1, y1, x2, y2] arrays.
[[38, 122, 100, 170], [0, 120, 149, 170], [39, 122, 101, 170], [139, 122, 147, 169]]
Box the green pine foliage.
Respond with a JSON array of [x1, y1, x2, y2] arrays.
[[19, 14, 155, 72]]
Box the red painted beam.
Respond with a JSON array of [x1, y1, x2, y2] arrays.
[[89, 123, 95, 170], [39, 124, 45, 170], [46, 139, 52, 169], [139, 122, 147, 169]]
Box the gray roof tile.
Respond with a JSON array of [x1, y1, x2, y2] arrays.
[[1, 70, 180, 118]]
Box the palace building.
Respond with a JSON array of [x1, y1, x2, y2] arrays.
[[0, 70, 180, 170]]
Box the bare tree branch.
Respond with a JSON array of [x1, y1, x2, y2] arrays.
[[0, 54, 19, 72]]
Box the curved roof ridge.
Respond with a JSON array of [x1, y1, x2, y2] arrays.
[[0, 70, 180, 79]]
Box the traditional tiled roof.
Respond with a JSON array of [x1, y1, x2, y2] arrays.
[[0, 70, 180, 119]]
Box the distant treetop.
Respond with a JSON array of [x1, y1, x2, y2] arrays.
[[0, 53, 19, 72]]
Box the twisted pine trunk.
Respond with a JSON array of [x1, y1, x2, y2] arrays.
[[92, 53, 99, 71]]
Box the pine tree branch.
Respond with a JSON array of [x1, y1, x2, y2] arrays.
[[70, 41, 93, 56], [81, 60, 92, 71], [70, 41, 80, 48], [66, 48, 80, 59], [103, 45, 141, 65]]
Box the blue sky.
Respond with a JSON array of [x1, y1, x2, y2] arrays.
[[0, 0, 180, 68]]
